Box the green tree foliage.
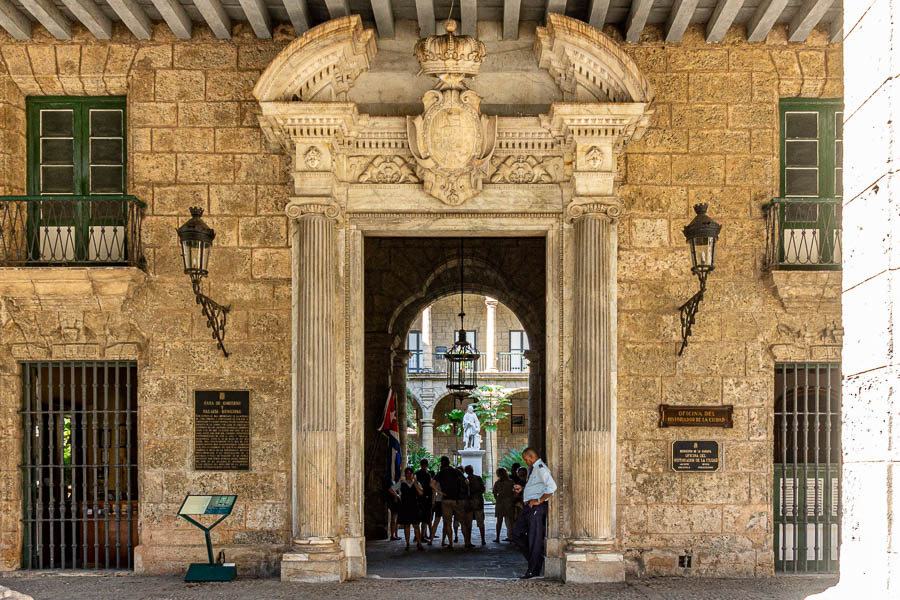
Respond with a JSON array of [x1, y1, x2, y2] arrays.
[[499, 446, 526, 472]]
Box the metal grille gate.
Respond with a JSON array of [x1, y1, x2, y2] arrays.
[[20, 361, 138, 569], [774, 362, 840, 573]]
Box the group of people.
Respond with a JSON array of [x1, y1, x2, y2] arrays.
[[386, 447, 556, 579]]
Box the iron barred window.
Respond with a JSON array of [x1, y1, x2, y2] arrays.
[[20, 361, 138, 570], [774, 362, 841, 573]]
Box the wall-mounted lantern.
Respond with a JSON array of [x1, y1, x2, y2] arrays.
[[176, 207, 230, 357], [678, 204, 722, 356]]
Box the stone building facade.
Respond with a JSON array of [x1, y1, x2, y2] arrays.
[[0, 8, 844, 584]]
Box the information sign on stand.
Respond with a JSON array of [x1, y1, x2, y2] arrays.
[[177, 494, 238, 582]]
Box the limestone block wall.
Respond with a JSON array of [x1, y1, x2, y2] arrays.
[[0, 17, 845, 579], [614, 23, 843, 577], [0, 22, 295, 575]]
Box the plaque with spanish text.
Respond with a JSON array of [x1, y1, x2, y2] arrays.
[[658, 405, 733, 428], [194, 391, 250, 471], [672, 441, 720, 472]]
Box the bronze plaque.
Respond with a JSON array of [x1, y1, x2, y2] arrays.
[[658, 404, 733, 428], [672, 440, 720, 472], [194, 390, 250, 471]]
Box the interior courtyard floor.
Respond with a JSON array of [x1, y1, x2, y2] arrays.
[[366, 504, 525, 579]]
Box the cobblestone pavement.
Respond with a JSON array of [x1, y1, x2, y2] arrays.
[[0, 573, 839, 600]]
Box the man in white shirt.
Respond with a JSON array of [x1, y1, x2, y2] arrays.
[[510, 447, 557, 578]]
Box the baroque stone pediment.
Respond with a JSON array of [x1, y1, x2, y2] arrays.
[[254, 16, 655, 205]]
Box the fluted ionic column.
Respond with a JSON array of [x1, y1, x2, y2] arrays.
[[391, 350, 412, 464], [570, 205, 618, 545], [283, 200, 343, 582]]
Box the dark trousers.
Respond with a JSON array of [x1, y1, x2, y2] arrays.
[[510, 501, 546, 575]]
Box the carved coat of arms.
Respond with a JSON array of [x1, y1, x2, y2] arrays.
[[407, 19, 497, 205]]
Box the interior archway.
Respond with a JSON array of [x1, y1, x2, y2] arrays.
[[363, 236, 546, 578]]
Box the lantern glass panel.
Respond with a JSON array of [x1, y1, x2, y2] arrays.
[[690, 236, 716, 272], [181, 239, 210, 275]]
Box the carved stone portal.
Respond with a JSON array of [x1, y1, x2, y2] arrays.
[[407, 20, 497, 205]]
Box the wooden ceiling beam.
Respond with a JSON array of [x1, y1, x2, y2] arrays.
[[665, 0, 700, 42], [503, 0, 521, 39], [0, 0, 31, 40], [194, 0, 231, 39], [788, 0, 835, 42], [324, 0, 350, 19], [461, 0, 476, 36], [151, 0, 192, 39], [625, 0, 653, 43], [747, 0, 790, 42], [106, 0, 152, 39], [706, 0, 741, 42], [414, 0, 435, 37], [283, 0, 309, 34], [20, 0, 71, 39], [238, 0, 272, 38], [587, 0, 610, 30], [830, 13, 842, 43], [371, 0, 394, 38], [545, 0, 565, 19], [61, 0, 112, 39]]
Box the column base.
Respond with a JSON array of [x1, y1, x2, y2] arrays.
[[340, 535, 366, 580], [563, 542, 625, 583], [281, 538, 345, 582]]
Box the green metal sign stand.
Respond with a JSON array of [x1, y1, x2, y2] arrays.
[[177, 494, 238, 582]]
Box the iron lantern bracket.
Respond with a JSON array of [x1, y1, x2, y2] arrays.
[[190, 273, 230, 358], [678, 270, 708, 356]]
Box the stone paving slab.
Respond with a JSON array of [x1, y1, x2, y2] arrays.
[[0, 573, 839, 600]]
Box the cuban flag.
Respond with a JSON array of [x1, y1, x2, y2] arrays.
[[379, 389, 402, 483]]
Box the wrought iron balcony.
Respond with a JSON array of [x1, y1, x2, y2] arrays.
[[408, 351, 530, 374], [0, 195, 145, 268], [764, 198, 842, 271], [496, 351, 529, 372]]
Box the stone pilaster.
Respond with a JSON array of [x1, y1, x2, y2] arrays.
[[524, 349, 544, 454], [391, 349, 412, 464], [282, 200, 344, 582], [564, 201, 624, 583]]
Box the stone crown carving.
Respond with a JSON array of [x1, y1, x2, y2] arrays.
[[414, 19, 486, 85]]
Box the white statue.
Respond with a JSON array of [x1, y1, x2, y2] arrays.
[[462, 405, 481, 450]]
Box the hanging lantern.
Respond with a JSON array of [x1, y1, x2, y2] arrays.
[[445, 238, 478, 392]]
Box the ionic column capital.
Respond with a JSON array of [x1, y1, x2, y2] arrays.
[[566, 197, 622, 224], [286, 198, 343, 223]]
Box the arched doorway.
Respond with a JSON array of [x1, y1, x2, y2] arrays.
[[253, 12, 654, 583], [363, 243, 544, 577]]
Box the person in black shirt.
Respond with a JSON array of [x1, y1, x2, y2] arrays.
[[464, 465, 486, 546], [415, 459, 433, 543], [430, 456, 471, 550], [510, 462, 522, 486]]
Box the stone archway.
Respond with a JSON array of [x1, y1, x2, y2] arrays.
[[253, 13, 654, 583]]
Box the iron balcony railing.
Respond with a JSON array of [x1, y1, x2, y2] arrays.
[[763, 198, 842, 270], [497, 351, 528, 372], [0, 195, 145, 268], [408, 351, 529, 374]]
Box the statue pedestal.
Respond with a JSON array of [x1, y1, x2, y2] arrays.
[[457, 449, 485, 477]]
